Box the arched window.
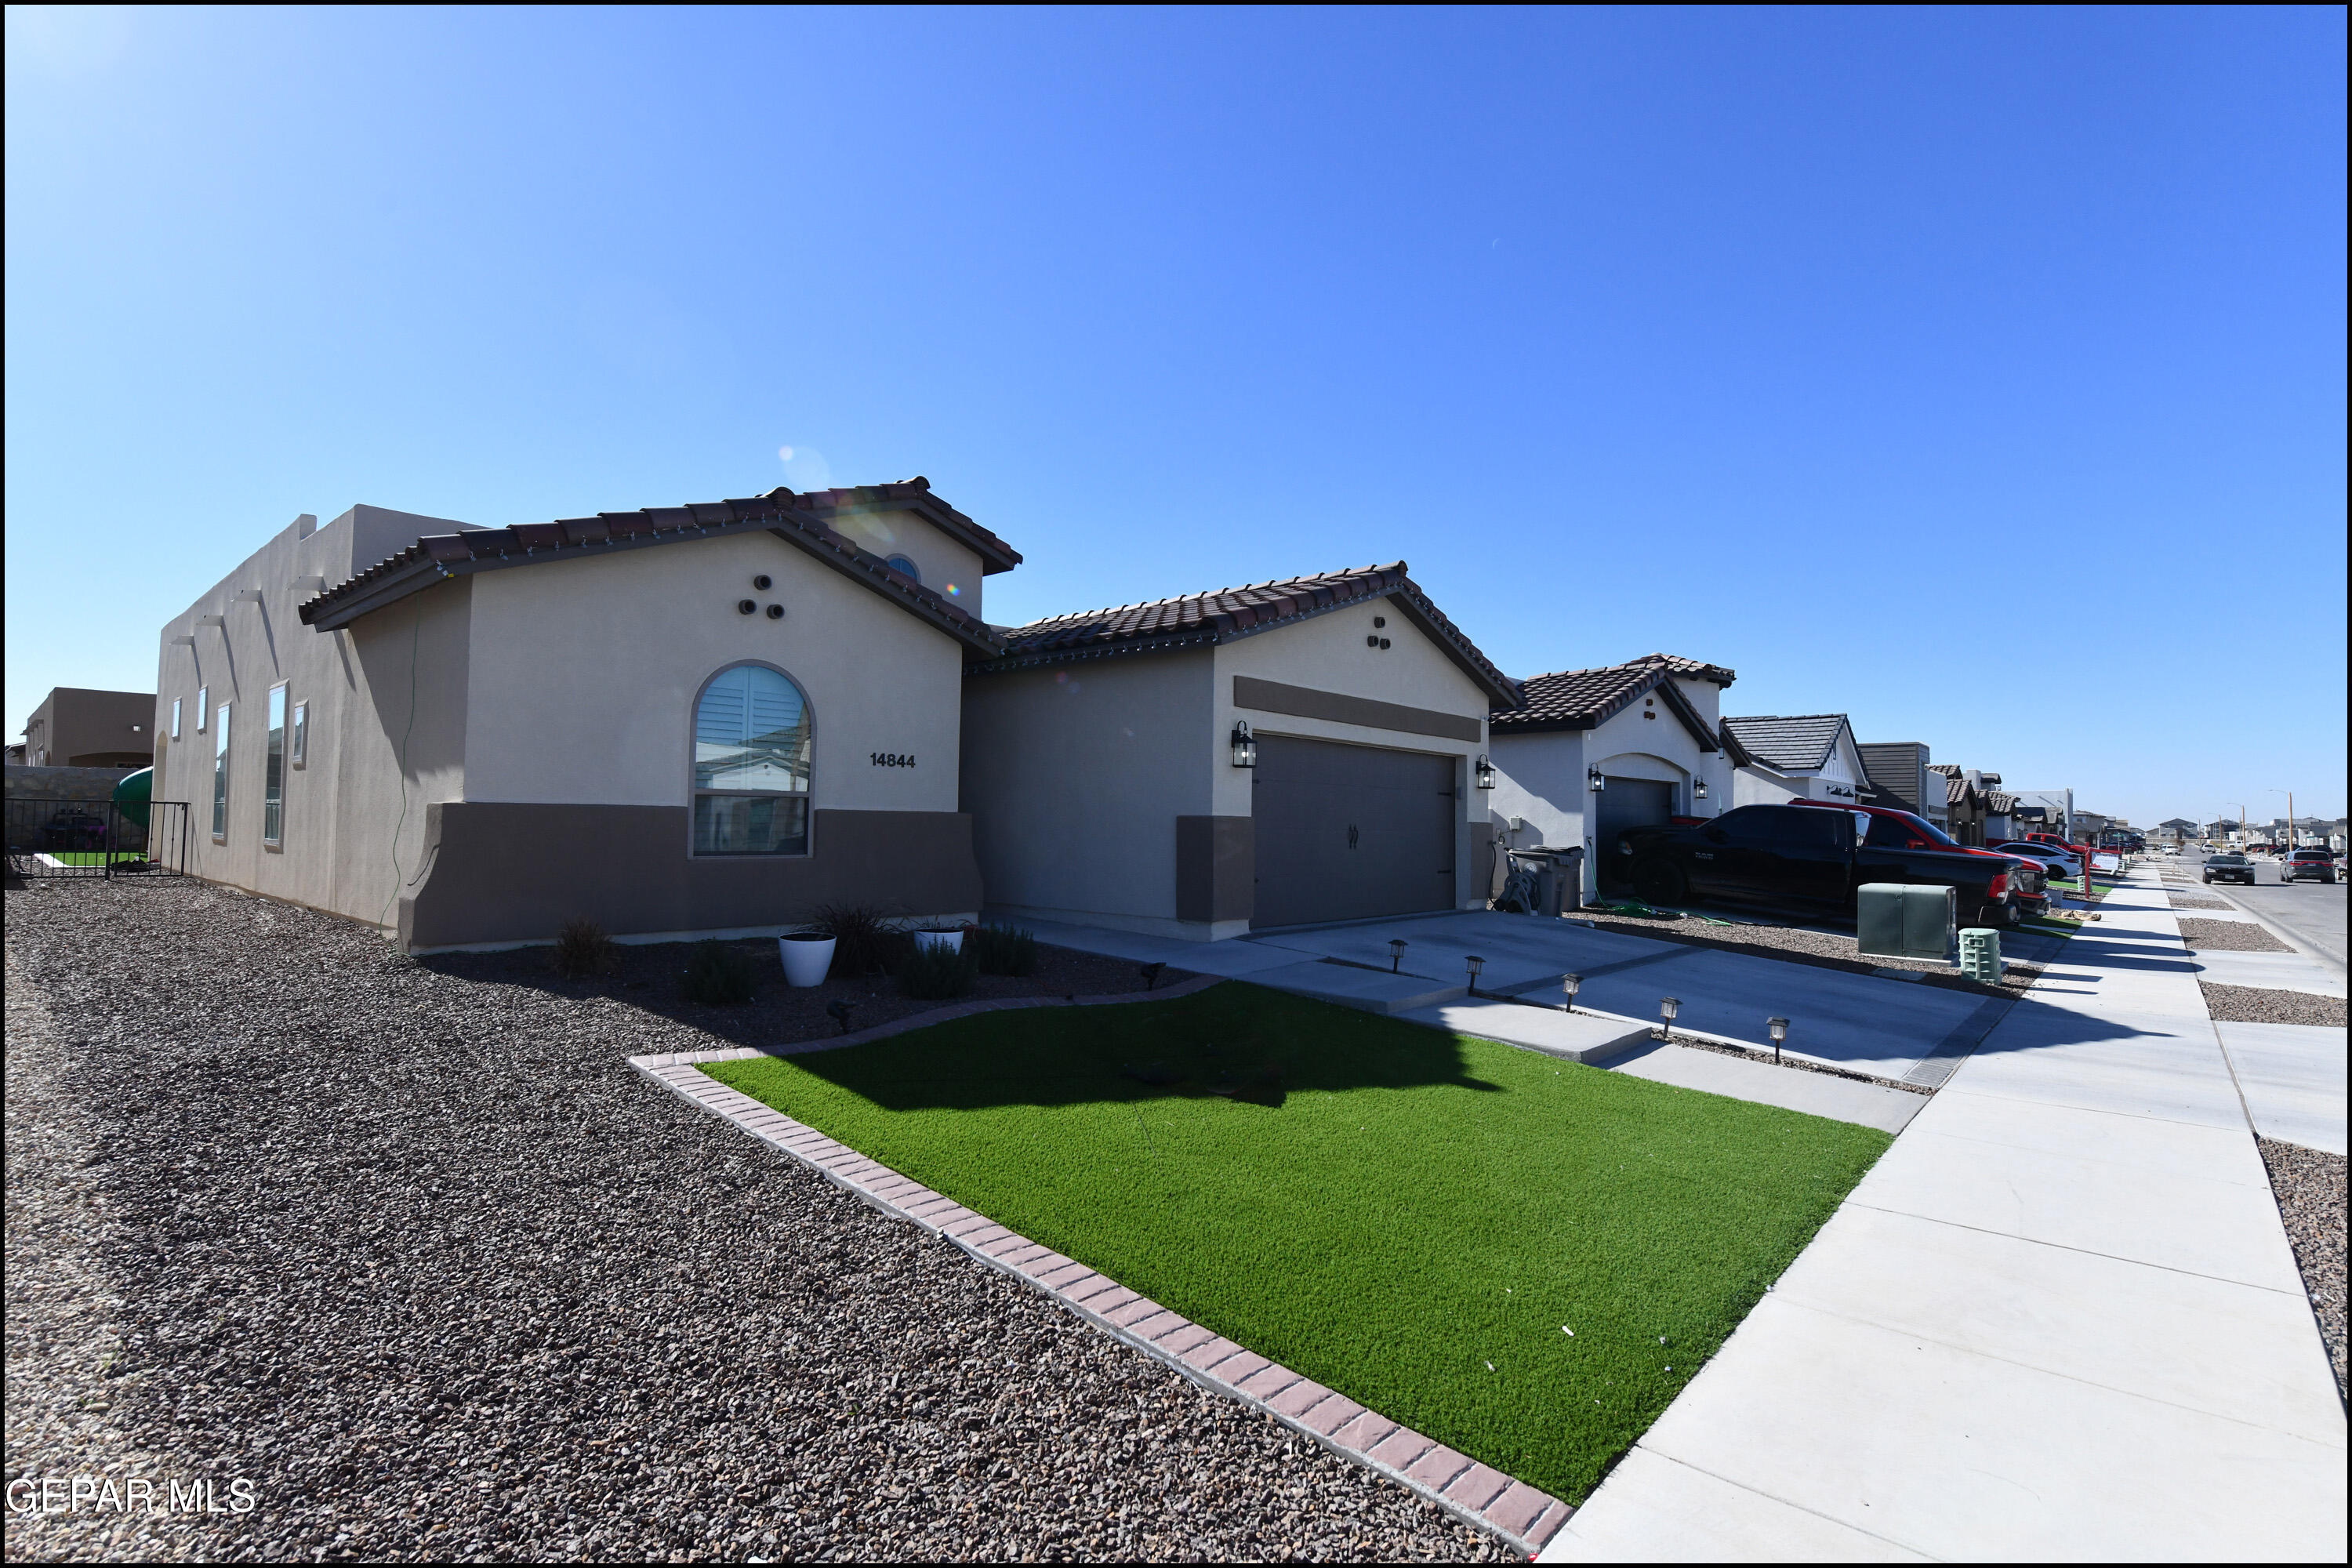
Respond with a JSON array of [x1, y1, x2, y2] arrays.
[[692, 664, 811, 855]]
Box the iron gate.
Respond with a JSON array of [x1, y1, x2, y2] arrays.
[[4, 798, 191, 880]]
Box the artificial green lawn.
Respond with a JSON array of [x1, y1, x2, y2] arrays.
[[38, 851, 144, 867], [706, 983, 1889, 1502]]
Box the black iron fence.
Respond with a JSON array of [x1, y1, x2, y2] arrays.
[[4, 798, 191, 880]]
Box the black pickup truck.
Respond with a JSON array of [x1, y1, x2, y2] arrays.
[[1613, 801, 2042, 927]]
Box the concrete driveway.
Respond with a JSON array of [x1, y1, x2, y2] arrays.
[[1019, 909, 2007, 1085]]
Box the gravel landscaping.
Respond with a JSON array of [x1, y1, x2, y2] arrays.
[[2176, 918, 2293, 954], [2167, 894, 2233, 912], [1659, 1032, 1935, 1094], [2257, 1138, 2347, 1400], [2199, 983, 2349, 1028], [1568, 908, 2044, 999], [3, 879, 1509, 1563]]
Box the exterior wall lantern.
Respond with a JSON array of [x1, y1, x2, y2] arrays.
[[1475, 754, 1497, 791], [1230, 720, 1258, 768], [1588, 766, 1606, 793], [1693, 779, 1708, 800]]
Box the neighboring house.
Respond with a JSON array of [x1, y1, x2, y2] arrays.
[[1486, 652, 1738, 899], [1857, 741, 1951, 834], [1928, 764, 1983, 844], [2011, 788, 2074, 841], [1982, 786, 2017, 844], [963, 564, 1519, 939], [1724, 713, 1867, 808], [2157, 818, 2200, 845], [20, 687, 155, 768], [154, 481, 1016, 951]]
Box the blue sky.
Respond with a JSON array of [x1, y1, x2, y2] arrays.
[[6, 5, 2344, 826]]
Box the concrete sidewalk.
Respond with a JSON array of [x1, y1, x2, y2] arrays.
[[1544, 867, 2347, 1562], [1018, 911, 2004, 1083]]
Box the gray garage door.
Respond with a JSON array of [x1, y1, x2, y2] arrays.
[[1251, 735, 1455, 929], [1595, 777, 1676, 888]]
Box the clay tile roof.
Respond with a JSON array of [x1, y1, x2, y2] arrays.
[[1491, 657, 1726, 751], [1628, 652, 1737, 686], [1720, 714, 1850, 772], [982, 562, 1519, 706], [298, 482, 1013, 655], [1494, 662, 1661, 728]]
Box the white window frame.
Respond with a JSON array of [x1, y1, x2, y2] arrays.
[[211, 701, 231, 841], [689, 662, 814, 858], [263, 684, 288, 848]]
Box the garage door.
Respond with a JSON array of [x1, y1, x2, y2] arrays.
[[1251, 735, 1455, 929], [1595, 777, 1676, 889]]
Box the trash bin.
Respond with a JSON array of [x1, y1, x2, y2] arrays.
[[1506, 847, 1587, 917]]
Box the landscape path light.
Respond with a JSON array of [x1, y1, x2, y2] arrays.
[[1562, 973, 1583, 1012], [1657, 996, 1681, 1039], [1465, 954, 1486, 996], [1767, 1016, 1789, 1065], [1388, 938, 1407, 973]]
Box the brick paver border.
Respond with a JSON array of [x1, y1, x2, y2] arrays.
[[627, 986, 1573, 1556]]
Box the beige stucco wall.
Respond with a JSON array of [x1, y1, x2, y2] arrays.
[[825, 506, 987, 622], [462, 529, 964, 818], [1213, 597, 1490, 913], [961, 650, 1216, 934], [962, 595, 1497, 939], [154, 508, 474, 929]]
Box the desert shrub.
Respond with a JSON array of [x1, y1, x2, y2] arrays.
[[895, 941, 978, 1001], [969, 922, 1038, 977], [681, 940, 757, 1005], [553, 917, 615, 978], [813, 904, 910, 977]]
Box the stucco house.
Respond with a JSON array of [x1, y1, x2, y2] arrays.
[[20, 687, 155, 768], [152, 481, 1015, 951], [1484, 654, 1738, 899], [1722, 713, 1867, 808], [1857, 741, 1952, 834], [962, 564, 1519, 939]]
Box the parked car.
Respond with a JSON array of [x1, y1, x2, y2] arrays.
[[1612, 801, 2038, 927], [1992, 840, 2082, 880], [2202, 853, 2256, 885], [2282, 848, 2338, 884]]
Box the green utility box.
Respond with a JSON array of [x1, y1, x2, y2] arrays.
[[1959, 927, 2002, 985], [1858, 883, 1956, 962]]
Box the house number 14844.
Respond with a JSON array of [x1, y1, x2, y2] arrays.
[[870, 752, 916, 768]]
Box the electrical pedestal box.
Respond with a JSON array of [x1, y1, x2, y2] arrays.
[[1959, 927, 2003, 985], [1858, 883, 1957, 962]]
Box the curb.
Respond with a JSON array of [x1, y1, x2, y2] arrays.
[[2187, 877, 2347, 979], [627, 1026, 1573, 1557]]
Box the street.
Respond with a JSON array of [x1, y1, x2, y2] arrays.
[[2178, 851, 2349, 970]]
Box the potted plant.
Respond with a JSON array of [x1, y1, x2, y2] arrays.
[[911, 924, 964, 956], [778, 930, 837, 987]]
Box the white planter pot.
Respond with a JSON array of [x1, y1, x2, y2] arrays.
[[778, 933, 837, 987], [913, 929, 964, 956]]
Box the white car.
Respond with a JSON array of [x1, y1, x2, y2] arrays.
[[1992, 840, 2082, 880]]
